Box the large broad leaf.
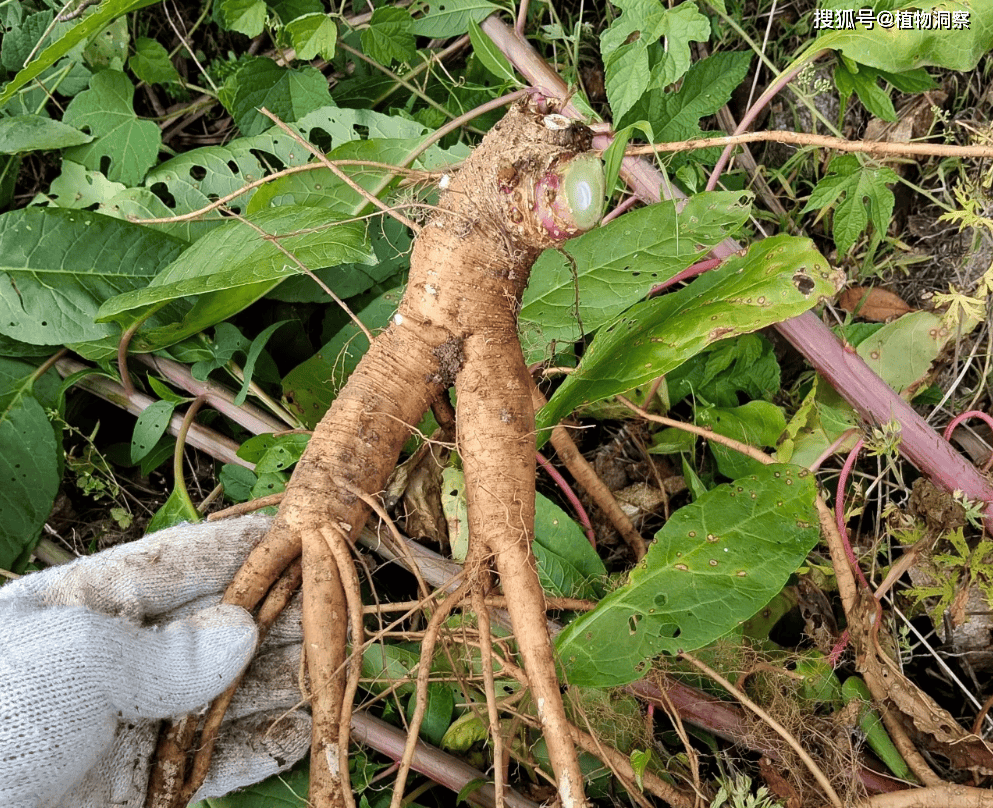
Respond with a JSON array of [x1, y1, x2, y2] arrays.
[[62, 70, 162, 186], [408, 0, 499, 36], [520, 192, 752, 362], [536, 234, 844, 437], [0, 358, 61, 572], [0, 208, 187, 347], [97, 205, 375, 352], [0, 0, 160, 109], [218, 59, 331, 137], [813, 0, 993, 73], [556, 464, 819, 687]]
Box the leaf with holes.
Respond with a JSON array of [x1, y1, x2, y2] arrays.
[[519, 192, 753, 364], [0, 207, 187, 347], [408, 0, 499, 36], [536, 235, 843, 438], [556, 465, 819, 687], [62, 70, 162, 185], [0, 0, 159, 108]]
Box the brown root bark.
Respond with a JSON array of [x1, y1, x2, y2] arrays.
[[150, 101, 602, 808]]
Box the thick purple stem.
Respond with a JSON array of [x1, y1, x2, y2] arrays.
[[480, 14, 993, 532]]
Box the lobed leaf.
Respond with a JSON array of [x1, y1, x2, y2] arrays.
[[62, 70, 162, 186], [536, 234, 843, 436], [556, 465, 819, 686]]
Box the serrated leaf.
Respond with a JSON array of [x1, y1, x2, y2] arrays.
[[813, 0, 993, 73], [536, 234, 842, 436], [129, 36, 181, 84], [219, 58, 331, 137], [0, 207, 187, 346], [534, 493, 607, 599], [520, 192, 753, 362], [2, 10, 54, 72], [0, 115, 92, 153], [835, 61, 897, 122], [0, 0, 160, 109], [131, 399, 176, 463], [96, 206, 375, 352], [556, 465, 819, 686], [600, 0, 709, 125], [216, 0, 268, 36], [286, 13, 337, 60], [408, 0, 499, 36], [647, 51, 753, 141], [361, 7, 415, 65], [468, 18, 519, 84], [0, 359, 60, 572], [800, 154, 898, 255], [62, 70, 162, 185]]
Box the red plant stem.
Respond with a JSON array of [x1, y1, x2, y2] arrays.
[[536, 450, 596, 547], [648, 257, 724, 296], [479, 14, 993, 532], [835, 438, 871, 590], [944, 410, 993, 473]]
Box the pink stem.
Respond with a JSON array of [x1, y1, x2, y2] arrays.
[[479, 14, 993, 532], [536, 450, 597, 547]]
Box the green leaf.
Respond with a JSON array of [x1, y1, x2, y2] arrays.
[[62, 70, 162, 185], [408, 0, 499, 36], [129, 36, 181, 84], [219, 464, 257, 503], [286, 13, 337, 60], [536, 234, 842, 436], [647, 51, 753, 141], [600, 0, 709, 124], [234, 319, 290, 405], [361, 7, 416, 65], [696, 400, 787, 479], [534, 492, 607, 599], [47, 161, 127, 209], [131, 400, 176, 463], [97, 206, 375, 352], [0, 207, 187, 346], [194, 760, 310, 807], [219, 58, 332, 137], [556, 465, 819, 686], [253, 433, 311, 473], [601, 121, 654, 195], [835, 60, 897, 122], [282, 287, 402, 427], [216, 0, 268, 36], [468, 18, 519, 84], [520, 192, 753, 362], [0, 115, 92, 153], [813, 0, 993, 73], [442, 466, 470, 561], [1, 10, 54, 73], [83, 15, 129, 71], [405, 683, 454, 746], [0, 0, 160, 109], [800, 154, 898, 256], [0, 359, 60, 572]]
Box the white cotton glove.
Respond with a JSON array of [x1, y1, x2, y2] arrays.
[[0, 514, 311, 808]]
